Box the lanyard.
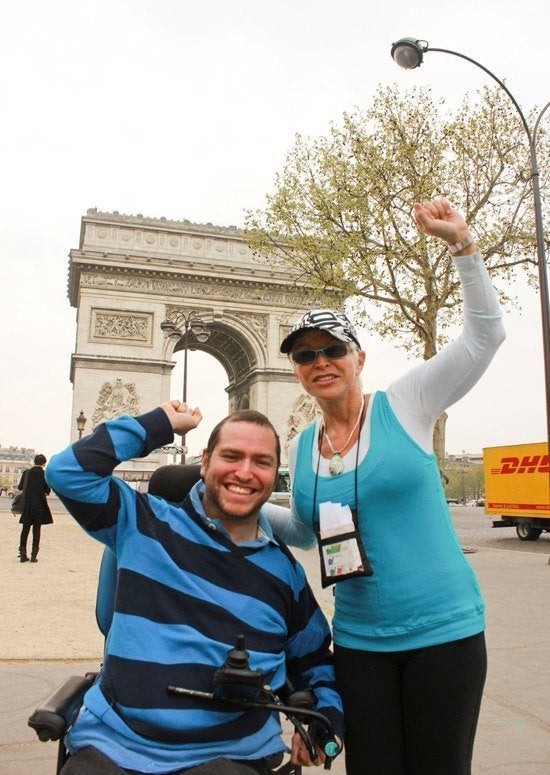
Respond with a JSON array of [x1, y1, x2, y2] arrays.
[[310, 404, 373, 587]]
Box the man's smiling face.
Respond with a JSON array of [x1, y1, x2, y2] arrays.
[[200, 420, 278, 526]]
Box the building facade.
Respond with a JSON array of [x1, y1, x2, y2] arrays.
[[0, 446, 35, 491], [68, 209, 329, 478]]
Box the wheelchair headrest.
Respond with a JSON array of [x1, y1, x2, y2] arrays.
[[148, 464, 202, 503]]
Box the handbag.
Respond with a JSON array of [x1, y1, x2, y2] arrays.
[[11, 491, 25, 515]]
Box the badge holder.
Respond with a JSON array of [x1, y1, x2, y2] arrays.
[[315, 506, 373, 588]]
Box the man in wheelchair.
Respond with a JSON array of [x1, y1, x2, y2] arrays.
[[43, 400, 344, 774]]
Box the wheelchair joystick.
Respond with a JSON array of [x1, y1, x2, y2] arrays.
[[213, 634, 265, 701], [221, 634, 249, 668]]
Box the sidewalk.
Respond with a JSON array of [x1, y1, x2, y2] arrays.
[[1, 509, 549, 773]]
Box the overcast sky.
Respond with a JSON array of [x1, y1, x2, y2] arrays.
[[1, 0, 548, 460]]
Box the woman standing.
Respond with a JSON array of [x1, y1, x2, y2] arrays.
[[272, 198, 506, 774], [18, 454, 53, 563]]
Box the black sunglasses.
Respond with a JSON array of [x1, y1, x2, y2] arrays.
[[290, 342, 353, 365]]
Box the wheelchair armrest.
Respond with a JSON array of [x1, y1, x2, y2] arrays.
[[28, 674, 97, 742]]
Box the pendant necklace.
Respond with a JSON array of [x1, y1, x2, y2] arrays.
[[323, 397, 365, 476]]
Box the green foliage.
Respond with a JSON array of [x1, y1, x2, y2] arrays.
[[444, 463, 485, 502], [246, 84, 548, 360]]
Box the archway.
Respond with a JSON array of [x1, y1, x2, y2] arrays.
[[168, 349, 229, 462], [68, 209, 321, 476]]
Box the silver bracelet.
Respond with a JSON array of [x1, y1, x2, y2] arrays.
[[448, 232, 475, 255]]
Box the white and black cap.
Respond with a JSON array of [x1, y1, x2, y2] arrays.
[[280, 309, 361, 353]]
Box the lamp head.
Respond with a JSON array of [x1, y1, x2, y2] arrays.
[[391, 38, 428, 69], [192, 324, 211, 344], [76, 410, 87, 432], [160, 320, 182, 341]]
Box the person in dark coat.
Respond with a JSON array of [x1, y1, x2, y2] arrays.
[[18, 454, 53, 563]]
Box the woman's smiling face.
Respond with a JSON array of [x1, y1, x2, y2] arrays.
[[290, 329, 365, 401]]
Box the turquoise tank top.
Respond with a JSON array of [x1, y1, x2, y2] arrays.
[[293, 391, 484, 651]]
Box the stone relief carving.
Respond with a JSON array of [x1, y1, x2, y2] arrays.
[[239, 313, 268, 345], [164, 305, 211, 323], [87, 228, 252, 262], [285, 393, 321, 452], [80, 272, 299, 306], [237, 393, 250, 410], [91, 310, 152, 344], [92, 378, 140, 427], [82, 273, 151, 290]]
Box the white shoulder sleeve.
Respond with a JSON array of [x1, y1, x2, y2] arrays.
[[387, 252, 506, 451], [261, 502, 317, 549], [261, 434, 317, 550]]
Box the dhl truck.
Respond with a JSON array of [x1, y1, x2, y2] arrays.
[[483, 442, 550, 541]]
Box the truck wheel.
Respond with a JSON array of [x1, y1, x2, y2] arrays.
[[516, 523, 542, 541]]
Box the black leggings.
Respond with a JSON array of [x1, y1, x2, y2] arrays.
[[19, 522, 41, 551], [334, 632, 487, 775]]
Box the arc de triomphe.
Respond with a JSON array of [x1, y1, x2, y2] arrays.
[[68, 209, 321, 476]]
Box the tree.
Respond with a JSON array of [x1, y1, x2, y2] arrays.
[[444, 463, 485, 503], [245, 85, 549, 462], [246, 84, 548, 360]]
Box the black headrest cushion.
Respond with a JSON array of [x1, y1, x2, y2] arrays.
[[148, 464, 202, 503]]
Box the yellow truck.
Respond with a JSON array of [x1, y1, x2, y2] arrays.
[[483, 442, 550, 541]]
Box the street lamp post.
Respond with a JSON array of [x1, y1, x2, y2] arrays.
[[391, 37, 550, 450], [76, 410, 87, 440], [459, 468, 467, 505], [160, 311, 211, 464]]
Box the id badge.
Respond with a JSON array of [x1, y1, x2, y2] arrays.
[[316, 502, 373, 588]]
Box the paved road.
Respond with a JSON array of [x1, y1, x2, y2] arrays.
[[459, 504, 550, 547], [450, 503, 550, 554], [1, 498, 549, 774]]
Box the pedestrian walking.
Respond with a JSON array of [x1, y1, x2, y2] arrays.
[[18, 454, 53, 563]]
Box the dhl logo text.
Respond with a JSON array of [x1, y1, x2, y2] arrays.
[[490, 455, 549, 475]]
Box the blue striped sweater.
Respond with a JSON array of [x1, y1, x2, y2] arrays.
[[46, 408, 343, 772]]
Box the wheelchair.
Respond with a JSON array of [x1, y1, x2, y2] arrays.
[[28, 466, 339, 774]]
